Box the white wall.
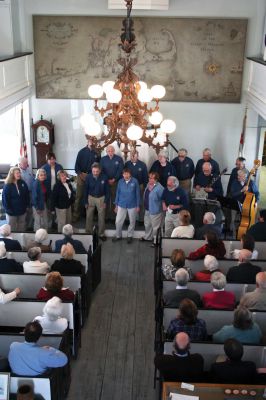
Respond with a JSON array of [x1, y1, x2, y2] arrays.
[[17, 0, 266, 172]]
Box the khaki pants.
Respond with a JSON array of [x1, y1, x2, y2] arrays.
[[165, 212, 180, 237], [179, 179, 191, 195], [7, 213, 26, 232], [33, 206, 48, 232], [86, 195, 106, 236], [56, 207, 72, 233], [143, 211, 163, 242], [115, 206, 137, 238], [73, 174, 87, 221]]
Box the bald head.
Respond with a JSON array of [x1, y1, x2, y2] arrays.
[[174, 332, 190, 354], [238, 249, 252, 263], [256, 272, 266, 289]]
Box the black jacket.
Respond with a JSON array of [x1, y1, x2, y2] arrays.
[[51, 258, 85, 275], [0, 238, 22, 251], [155, 353, 204, 382], [52, 181, 75, 210], [0, 258, 23, 273], [226, 262, 261, 284], [210, 360, 259, 384], [247, 222, 266, 242], [164, 288, 202, 308]]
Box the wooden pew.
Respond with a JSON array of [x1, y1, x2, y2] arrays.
[[163, 341, 266, 370]]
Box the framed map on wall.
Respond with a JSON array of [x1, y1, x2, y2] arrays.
[[33, 16, 248, 102]]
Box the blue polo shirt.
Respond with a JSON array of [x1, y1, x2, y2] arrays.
[[84, 172, 109, 204], [171, 156, 195, 180], [115, 177, 140, 208], [195, 158, 220, 177], [124, 160, 148, 186], [8, 341, 68, 376], [162, 187, 189, 213], [100, 154, 124, 181], [75, 146, 100, 175], [194, 172, 223, 199], [150, 160, 175, 187]]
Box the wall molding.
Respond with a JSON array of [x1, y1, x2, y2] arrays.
[[247, 60, 266, 120]]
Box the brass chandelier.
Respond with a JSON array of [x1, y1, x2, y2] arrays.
[[80, 0, 176, 159]]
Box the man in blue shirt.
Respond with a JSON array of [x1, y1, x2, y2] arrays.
[[73, 136, 100, 222], [125, 150, 148, 221], [84, 162, 109, 241], [193, 162, 223, 200], [8, 321, 68, 376], [150, 150, 175, 187], [162, 176, 189, 237], [171, 148, 195, 194], [100, 145, 124, 221], [112, 168, 140, 244], [227, 157, 249, 195], [230, 169, 259, 204], [195, 148, 220, 178]]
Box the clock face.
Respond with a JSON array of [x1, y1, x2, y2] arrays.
[[37, 126, 50, 143]]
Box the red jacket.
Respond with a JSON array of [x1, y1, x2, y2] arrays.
[[188, 241, 226, 260], [36, 287, 75, 302], [202, 291, 236, 310]]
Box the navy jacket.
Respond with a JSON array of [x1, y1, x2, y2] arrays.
[[247, 222, 266, 242], [0, 238, 22, 251], [41, 162, 63, 189], [194, 172, 223, 199], [171, 156, 195, 180], [150, 160, 175, 187], [52, 181, 75, 210], [32, 179, 51, 211], [115, 177, 140, 209], [75, 147, 100, 175], [124, 160, 148, 186], [227, 167, 249, 195], [230, 179, 259, 203], [195, 158, 220, 177], [162, 187, 189, 213], [84, 173, 109, 204], [55, 237, 86, 254], [0, 258, 23, 273], [100, 154, 124, 181], [2, 180, 30, 216]]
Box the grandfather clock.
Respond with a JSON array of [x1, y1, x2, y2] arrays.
[[32, 116, 55, 168]]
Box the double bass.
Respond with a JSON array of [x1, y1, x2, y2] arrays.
[[237, 159, 261, 240]]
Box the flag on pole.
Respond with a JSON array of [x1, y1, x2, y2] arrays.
[[20, 106, 28, 158], [238, 107, 247, 157]]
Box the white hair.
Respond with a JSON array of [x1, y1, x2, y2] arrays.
[[203, 212, 216, 225], [62, 224, 73, 236], [0, 224, 11, 238], [35, 228, 48, 243], [158, 150, 168, 159], [168, 176, 179, 189], [175, 268, 189, 286], [178, 148, 188, 155], [211, 271, 226, 290], [203, 148, 211, 155], [28, 246, 41, 261], [0, 242, 7, 259], [43, 296, 63, 321], [237, 169, 247, 178], [204, 255, 219, 271]]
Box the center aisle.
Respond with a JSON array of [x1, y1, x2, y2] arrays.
[[67, 239, 156, 400]]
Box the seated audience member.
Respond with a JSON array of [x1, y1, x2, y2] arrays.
[[171, 210, 195, 238], [213, 306, 262, 344], [0, 224, 22, 251], [194, 255, 220, 282], [34, 296, 68, 334], [167, 298, 207, 341], [247, 209, 266, 241], [8, 321, 68, 376], [51, 243, 85, 275], [154, 332, 204, 382], [164, 268, 202, 308], [188, 231, 226, 260], [194, 212, 222, 240], [26, 228, 52, 252], [202, 272, 235, 310], [23, 247, 50, 274], [0, 286, 20, 304], [232, 234, 258, 260], [162, 249, 192, 280], [0, 242, 23, 273], [36, 271, 74, 301], [55, 224, 86, 253], [210, 338, 259, 384], [226, 249, 261, 284], [240, 272, 266, 310]]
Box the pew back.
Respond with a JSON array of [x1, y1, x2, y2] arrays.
[[10, 377, 51, 400], [163, 341, 266, 369]]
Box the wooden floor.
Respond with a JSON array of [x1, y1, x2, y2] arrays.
[[67, 238, 156, 400]]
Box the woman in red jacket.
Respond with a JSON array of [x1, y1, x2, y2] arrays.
[[188, 231, 226, 260], [36, 271, 74, 301], [194, 255, 221, 282]]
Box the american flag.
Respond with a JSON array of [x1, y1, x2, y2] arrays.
[[20, 106, 28, 158], [238, 107, 247, 157]]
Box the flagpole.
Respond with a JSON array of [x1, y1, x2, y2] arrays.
[[238, 107, 247, 158]]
